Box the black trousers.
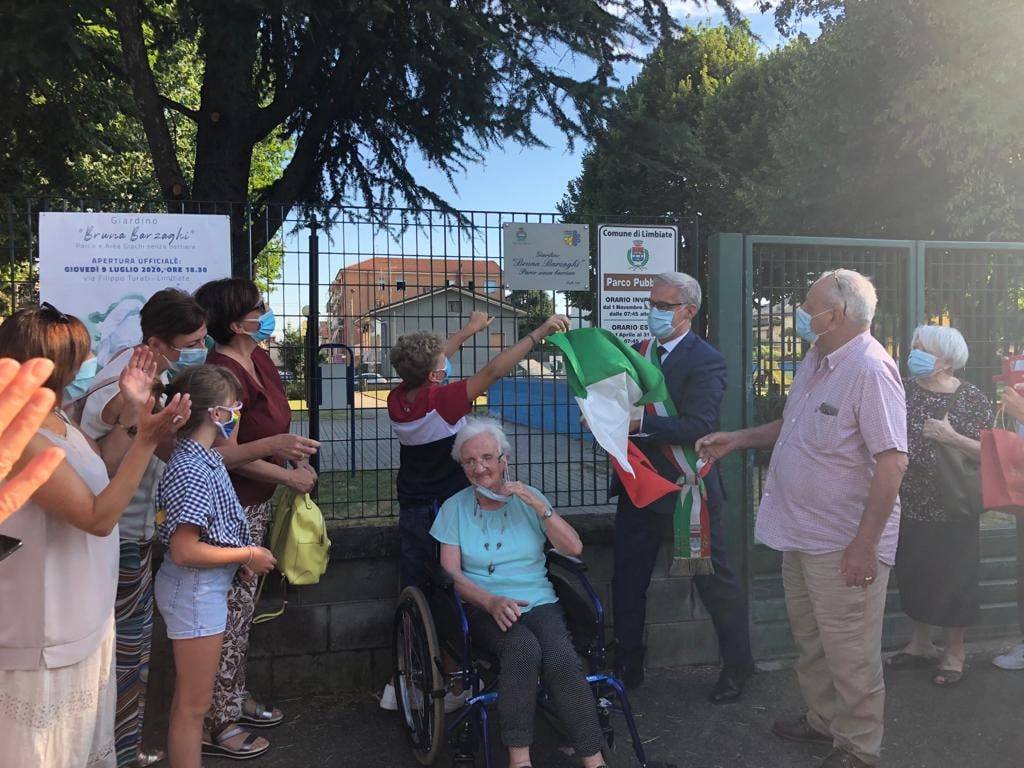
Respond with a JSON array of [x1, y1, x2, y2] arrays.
[[612, 498, 753, 670], [467, 602, 604, 755]]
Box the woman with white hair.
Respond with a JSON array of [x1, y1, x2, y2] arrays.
[[431, 417, 607, 768], [886, 324, 992, 686]]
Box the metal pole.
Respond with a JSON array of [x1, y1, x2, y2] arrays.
[[307, 218, 320, 479]]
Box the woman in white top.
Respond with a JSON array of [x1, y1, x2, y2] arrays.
[[0, 304, 190, 768]]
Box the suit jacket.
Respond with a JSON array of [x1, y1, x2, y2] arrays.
[[609, 331, 727, 513]]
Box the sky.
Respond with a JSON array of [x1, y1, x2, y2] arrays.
[[400, 1, 821, 215]]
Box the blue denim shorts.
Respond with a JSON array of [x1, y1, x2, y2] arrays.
[[155, 558, 237, 640]]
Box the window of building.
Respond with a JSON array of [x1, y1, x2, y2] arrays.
[[448, 300, 463, 314], [484, 279, 497, 293]]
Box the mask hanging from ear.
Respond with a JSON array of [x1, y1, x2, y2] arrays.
[[64, 357, 99, 401]]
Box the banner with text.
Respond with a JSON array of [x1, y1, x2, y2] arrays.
[[39, 212, 231, 366], [502, 222, 590, 290], [598, 224, 678, 346]]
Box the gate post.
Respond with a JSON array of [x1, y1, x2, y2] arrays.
[[307, 218, 321, 479], [707, 233, 749, 592], [905, 241, 927, 356]]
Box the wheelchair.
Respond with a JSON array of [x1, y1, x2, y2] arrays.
[[392, 549, 675, 768]]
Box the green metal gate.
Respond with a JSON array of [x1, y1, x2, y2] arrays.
[[709, 234, 1024, 658]]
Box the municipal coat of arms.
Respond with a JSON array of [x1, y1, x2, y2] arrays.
[[563, 229, 581, 247], [626, 240, 650, 269]]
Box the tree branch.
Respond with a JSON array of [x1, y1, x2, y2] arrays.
[[159, 95, 199, 122], [252, 19, 327, 138], [111, 0, 188, 198]]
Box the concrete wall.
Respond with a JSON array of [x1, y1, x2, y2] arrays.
[[244, 511, 719, 698]]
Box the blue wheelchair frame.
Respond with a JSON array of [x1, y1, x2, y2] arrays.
[[415, 550, 669, 768]]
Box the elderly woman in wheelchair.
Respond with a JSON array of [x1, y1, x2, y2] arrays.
[[392, 416, 672, 768], [427, 417, 608, 768]]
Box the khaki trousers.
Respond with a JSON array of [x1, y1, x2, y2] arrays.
[[782, 551, 890, 765]]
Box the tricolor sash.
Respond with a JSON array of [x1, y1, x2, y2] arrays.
[[638, 338, 714, 576]]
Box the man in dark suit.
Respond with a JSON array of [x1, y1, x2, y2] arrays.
[[610, 271, 754, 703]]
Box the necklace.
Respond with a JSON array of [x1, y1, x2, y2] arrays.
[[473, 499, 508, 575]]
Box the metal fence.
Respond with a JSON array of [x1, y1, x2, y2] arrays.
[[1, 197, 698, 522], [708, 233, 1024, 657]]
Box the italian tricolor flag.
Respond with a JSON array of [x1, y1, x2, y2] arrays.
[[548, 328, 714, 576]]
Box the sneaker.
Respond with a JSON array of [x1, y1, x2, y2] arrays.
[[380, 682, 398, 711], [381, 682, 467, 713], [443, 689, 469, 714], [993, 643, 1024, 670]]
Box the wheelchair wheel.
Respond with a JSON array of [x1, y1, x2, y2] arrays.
[[394, 586, 446, 765]]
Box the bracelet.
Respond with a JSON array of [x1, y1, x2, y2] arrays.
[[245, 546, 254, 566], [115, 415, 138, 437], [527, 333, 539, 348]]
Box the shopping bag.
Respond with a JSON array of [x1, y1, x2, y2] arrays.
[[981, 420, 1024, 514]]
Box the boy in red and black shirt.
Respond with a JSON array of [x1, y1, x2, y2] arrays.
[[387, 311, 569, 594]]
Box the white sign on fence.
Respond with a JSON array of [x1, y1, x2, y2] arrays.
[[598, 224, 678, 346], [39, 212, 232, 365], [501, 222, 590, 290]]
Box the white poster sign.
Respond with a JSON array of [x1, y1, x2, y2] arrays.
[[39, 212, 232, 365], [598, 224, 678, 346], [502, 222, 590, 290]]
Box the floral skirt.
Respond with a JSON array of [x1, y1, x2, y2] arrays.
[[0, 614, 117, 768]]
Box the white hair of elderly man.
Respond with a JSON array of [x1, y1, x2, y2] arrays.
[[654, 271, 702, 309], [820, 268, 877, 326]]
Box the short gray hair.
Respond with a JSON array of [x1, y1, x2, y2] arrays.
[[912, 324, 969, 371], [451, 416, 512, 462], [653, 272, 702, 309], [819, 269, 877, 325]]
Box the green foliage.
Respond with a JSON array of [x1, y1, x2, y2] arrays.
[[508, 290, 555, 340], [563, 0, 1024, 313], [279, 324, 305, 400]]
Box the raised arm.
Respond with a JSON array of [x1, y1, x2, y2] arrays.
[[21, 394, 191, 536], [0, 359, 67, 526], [464, 314, 570, 402], [90, 347, 159, 476], [444, 310, 494, 360]]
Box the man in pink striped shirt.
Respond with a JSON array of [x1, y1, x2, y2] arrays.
[[698, 269, 908, 768]]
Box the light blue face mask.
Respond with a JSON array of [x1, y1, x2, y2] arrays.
[[444, 357, 452, 379], [245, 309, 276, 342], [168, 345, 208, 372], [475, 484, 513, 503], [64, 357, 98, 401], [795, 306, 833, 344], [907, 349, 938, 378], [648, 308, 678, 340]]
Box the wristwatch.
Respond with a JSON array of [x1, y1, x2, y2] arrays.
[[541, 507, 554, 520]]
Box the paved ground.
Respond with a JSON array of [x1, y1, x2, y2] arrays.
[[201, 643, 1024, 768]]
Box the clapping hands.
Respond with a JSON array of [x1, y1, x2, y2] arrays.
[[0, 359, 66, 525]]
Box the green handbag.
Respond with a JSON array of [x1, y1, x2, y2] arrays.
[[253, 490, 331, 623]]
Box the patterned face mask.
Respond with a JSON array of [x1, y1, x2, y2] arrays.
[[209, 402, 243, 440]]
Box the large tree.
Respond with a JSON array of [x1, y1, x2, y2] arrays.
[[2, 0, 838, 277]]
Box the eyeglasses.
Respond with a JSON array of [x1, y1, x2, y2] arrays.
[[39, 302, 70, 323], [461, 453, 503, 470], [644, 300, 685, 312], [826, 270, 848, 314]]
